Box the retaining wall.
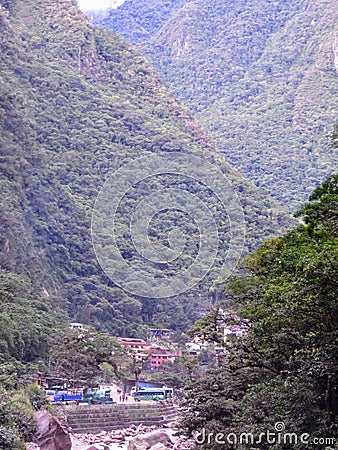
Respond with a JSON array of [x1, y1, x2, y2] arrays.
[[65, 401, 178, 433]]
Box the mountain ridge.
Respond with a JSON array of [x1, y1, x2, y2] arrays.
[[95, 0, 338, 210], [1, 0, 294, 338]]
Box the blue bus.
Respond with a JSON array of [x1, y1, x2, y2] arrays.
[[53, 391, 83, 402]]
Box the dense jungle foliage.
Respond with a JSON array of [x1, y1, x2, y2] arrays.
[[0, 0, 293, 339], [95, 0, 338, 210], [181, 172, 338, 449], [0, 0, 336, 446]]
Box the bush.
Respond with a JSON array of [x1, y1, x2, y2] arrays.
[[26, 384, 49, 411], [9, 392, 36, 442], [0, 425, 21, 449]]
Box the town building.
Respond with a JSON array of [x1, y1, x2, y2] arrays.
[[69, 322, 85, 330], [148, 328, 172, 342], [149, 346, 181, 371], [116, 337, 153, 362], [116, 337, 180, 371]]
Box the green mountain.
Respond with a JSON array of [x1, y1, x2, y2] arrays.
[[0, 0, 294, 353], [95, 0, 338, 210]]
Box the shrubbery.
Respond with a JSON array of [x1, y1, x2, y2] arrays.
[[0, 386, 37, 449]]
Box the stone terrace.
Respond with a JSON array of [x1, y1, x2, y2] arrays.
[[65, 402, 178, 434]]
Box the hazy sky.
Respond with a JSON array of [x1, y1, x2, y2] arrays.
[[77, 0, 126, 11]]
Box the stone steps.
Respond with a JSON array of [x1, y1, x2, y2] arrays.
[[66, 402, 178, 434], [68, 419, 172, 433], [67, 404, 177, 415], [67, 406, 176, 416], [69, 415, 172, 425], [69, 419, 167, 434], [69, 413, 177, 424]]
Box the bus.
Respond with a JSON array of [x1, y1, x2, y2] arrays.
[[134, 387, 173, 401], [52, 390, 83, 403]]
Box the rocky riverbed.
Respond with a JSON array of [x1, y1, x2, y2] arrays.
[[27, 422, 195, 450], [70, 423, 195, 450]]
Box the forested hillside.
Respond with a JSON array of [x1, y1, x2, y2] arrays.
[[95, 0, 338, 210], [0, 0, 293, 353]]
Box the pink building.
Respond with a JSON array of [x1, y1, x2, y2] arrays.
[[149, 346, 181, 371], [116, 337, 181, 371]]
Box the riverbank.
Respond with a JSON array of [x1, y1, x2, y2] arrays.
[[69, 422, 195, 450]]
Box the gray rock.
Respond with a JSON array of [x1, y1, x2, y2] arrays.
[[128, 429, 172, 450], [86, 446, 109, 450], [149, 444, 168, 450], [26, 444, 40, 450], [163, 421, 179, 429], [34, 410, 71, 450]]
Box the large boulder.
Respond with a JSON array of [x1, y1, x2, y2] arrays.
[[128, 429, 173, 450], [26, 444, 40, 450], [34, 410, 71, 450], [149, 444, 168, 450], [86, 446, 109, 450], [86, 445, 110, 450]]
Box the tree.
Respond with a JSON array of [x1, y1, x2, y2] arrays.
[[48, 329, 125, 387], [180, 174, 338, 449]]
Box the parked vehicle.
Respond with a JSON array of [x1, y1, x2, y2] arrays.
[[134, 387, 173, 401], [82, 389, 116, 405], [51, 388, 116, 404], [53, 390, 83, 403]]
